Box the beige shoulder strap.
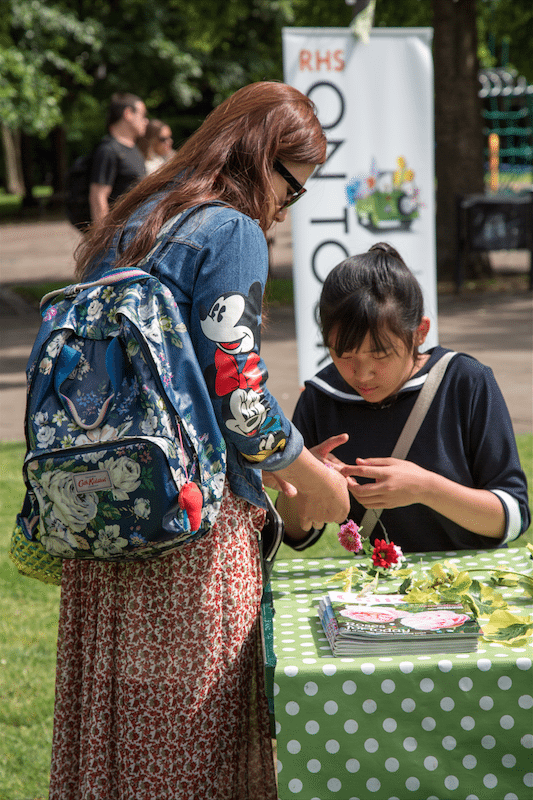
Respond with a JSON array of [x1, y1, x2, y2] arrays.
[[359, 351, 457, 538]]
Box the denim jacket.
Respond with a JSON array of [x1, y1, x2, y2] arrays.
[[109, 201, 304, 510]]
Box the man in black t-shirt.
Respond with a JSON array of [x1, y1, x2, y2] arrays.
[[89, 92, 148, 224]]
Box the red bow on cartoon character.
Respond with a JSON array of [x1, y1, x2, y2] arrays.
[[215, 350, 263, 396]]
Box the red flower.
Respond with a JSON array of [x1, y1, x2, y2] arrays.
[[372, 539, 400, 569], [338, 520, 362, 554]]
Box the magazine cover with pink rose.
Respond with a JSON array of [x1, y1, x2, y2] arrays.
[[318, 592, 481, 656]]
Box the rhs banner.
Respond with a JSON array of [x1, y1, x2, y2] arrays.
[[282, 27, 437, 385]]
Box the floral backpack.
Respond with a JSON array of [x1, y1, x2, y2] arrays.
[[13, 214, 226, 567]]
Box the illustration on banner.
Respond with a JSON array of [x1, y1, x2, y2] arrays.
[[346, 156, 420, 232]]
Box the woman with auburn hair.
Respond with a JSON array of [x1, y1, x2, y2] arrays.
[[50, 82, 350, 800]]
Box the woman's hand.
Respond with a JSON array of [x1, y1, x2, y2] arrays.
[[272, 447, 351, 535], [309, 433, 350, 472]]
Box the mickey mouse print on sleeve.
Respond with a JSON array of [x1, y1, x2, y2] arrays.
[[200, 281, 289, 462]]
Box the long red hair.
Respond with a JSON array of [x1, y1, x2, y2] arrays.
[[76, 81, 326, 278]]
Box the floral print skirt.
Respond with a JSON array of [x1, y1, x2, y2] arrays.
[[48, 486, 277, 800]]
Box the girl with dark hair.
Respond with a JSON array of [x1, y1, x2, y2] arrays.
[[278, 242, 529, 554], [49, 82, 350, 799]]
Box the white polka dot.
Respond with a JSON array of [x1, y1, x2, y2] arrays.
[[275, 721, 281, 735], [327, 778, 342, 792], [461, 716, 476, 730], [465, 795, 479, 800], [421, 716, 436, 731], [438, 659, 453, 672], [288, 778, 303, 793], [345, 758, 360, 773], [479, 695, 494, 710], [326, 739, 340, 754], [363, 699, 377, 713], [405, 777, 420, 791], [500, 714, 515, 729], [403, 737, 418, 751], [519, 694, 533, 709], [361, 662, 375, 674], [401, 698, 416, 712], [343, 680, 357, 695], [477, 658, 492, 671], [525, 773, 533, 787], [502, 754, 516, 768], [440, 696, 455, 711], [459, 677, 473, 691], [444, 775, 459, 790], [344, 719, 358, 734], [364, 738, 379, 753], [504, 794, 519, 800], [463, 755, 477, 769], [442, 735, 457, 751], [324, 701, 338, 715], [483, 773, 498, 788], [498, 675, 512, 690], [286, 701, 299, 715], [385, 757, 399, 772], [302, 658, 317, 664], [304, 681, 318, 696], [381, 679, 395, 694], [366, 778, 381, 792], [307, 759, 321, 773], [305, 720, 320, 734], [400, 661, 414, 673], [424, 756, 438, 771], [521, 733, 533, 748], [383, 718, 397, 732], [323, 664, 336, 676], [481, 735, 496, 749], [516, 657, 532, 670], [287, 740, 301, 754], [418, 678, 433, 693]]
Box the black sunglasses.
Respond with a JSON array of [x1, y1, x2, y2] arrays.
[[273, 159, 307, 210]]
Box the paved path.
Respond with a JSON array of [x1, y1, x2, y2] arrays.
[[1, 218, 531, 443]]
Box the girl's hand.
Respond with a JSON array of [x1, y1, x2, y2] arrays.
[[262, 470, 297, 498], [342, 457, 428, 508]]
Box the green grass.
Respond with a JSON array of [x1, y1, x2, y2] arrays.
[[0, 435, 531, 795]]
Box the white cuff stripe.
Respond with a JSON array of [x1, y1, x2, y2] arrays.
[[491, 490, 523, 543]]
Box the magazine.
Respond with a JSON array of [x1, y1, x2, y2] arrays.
[[318, 592, 481, 657]]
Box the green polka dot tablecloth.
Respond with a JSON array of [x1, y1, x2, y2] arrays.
[[271, 548, 533, 800]]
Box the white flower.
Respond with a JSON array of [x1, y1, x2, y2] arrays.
[[160, 315, 173, 331], [133, 498, 151, 519], [75, 424, 117, 447], [87, 299, 104, 321], [34, 411, 49, 426], [47, 336, 63, 358], [39, 358, 53, 375], [36, 425, 56, 449], [102, 456, 141, 499], [393, 544, 406, 566], [140, 409, 158, 435], [93, 525, 129, 557], [143, 317, 162, 344], [39, 470, 99, 532], [82, 449, 107, 464], [52, 410, 68, 425]]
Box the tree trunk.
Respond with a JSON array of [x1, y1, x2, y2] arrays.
[[20, 132, 38, 207], [433, 0, 489, 280], [1, 125, 24, 195]]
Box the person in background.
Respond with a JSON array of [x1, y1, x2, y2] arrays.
[[137, 119, 174, 174], [89, 92, 148, 224], [278, 242, 530, 554], [48, 81, 350, 800]]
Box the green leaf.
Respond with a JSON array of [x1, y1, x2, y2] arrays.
[[450, 571, 472, 593], [482, 609, 533, 642]]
